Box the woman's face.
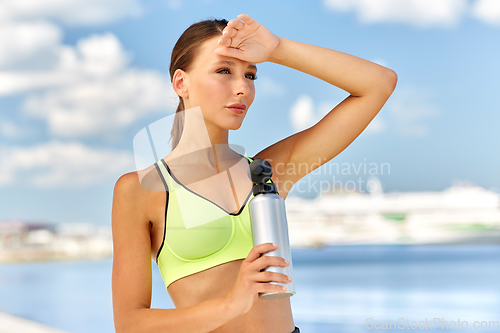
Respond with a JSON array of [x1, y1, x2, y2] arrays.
[[177, 35, 257, 130]]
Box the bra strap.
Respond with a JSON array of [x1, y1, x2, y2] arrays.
[[156, 159, 174, 192]]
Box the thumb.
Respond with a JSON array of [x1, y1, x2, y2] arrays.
[[214, 46, 245, 60]]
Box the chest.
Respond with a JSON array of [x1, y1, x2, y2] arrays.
[[167, 161, 254, 214]]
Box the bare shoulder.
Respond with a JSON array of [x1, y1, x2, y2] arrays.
[[112, 171, 151, 226], [113, 170, 161, 201], [114, 171, 143, 194]]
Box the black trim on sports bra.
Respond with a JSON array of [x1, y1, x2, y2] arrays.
[[160, 157, 254, 217], [154, 162, 169, 265]]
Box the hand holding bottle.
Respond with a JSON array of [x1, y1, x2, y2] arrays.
[[223, 243, 292, 315]]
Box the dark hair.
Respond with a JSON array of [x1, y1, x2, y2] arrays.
[[168, 17, 228, 150]]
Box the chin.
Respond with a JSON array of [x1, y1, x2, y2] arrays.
[[227, 124, 243, 131], [224, 120, 244, 131]]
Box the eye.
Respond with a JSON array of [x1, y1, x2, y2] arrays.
[[246, 73, 258, 80], [217, 68, 230, 74], [217, 68, 258, 80]]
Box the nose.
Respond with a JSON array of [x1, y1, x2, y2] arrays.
[[235, 75, 252, 96]]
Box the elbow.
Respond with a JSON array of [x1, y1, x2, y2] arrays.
[[382, 69, 398, 95], [115, 327, 127, 333], [114, 323, 127, 333], [114, 309, 143, 333], [114, 316, 130, 333], [367, 69, 398, 98], [115, 322, 139, 333]]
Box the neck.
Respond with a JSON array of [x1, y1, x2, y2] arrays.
[[168, 106, 240, 169]]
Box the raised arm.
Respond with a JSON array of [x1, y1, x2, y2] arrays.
[[217, 13, 398, 197], [111, 172, 237, 333], [269, 37, 397, 98], [263, 37, 397, 195]]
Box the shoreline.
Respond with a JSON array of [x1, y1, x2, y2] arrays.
[[1, 235, 499, 264], [0, 311, 68, 333]]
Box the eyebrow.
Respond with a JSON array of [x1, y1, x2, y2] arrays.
[[213, 60, 257, 72]]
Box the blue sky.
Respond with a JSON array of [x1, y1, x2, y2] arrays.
[[0, 0, 499, 225]]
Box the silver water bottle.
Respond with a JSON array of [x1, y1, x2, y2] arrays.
[[247, 158, 296, 300]]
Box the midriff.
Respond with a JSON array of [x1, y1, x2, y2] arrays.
[[166, 258, 296, 333]]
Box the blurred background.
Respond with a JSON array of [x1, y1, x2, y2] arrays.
[[0, 0, 499, 332]]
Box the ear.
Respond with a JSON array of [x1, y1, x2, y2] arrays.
[[172, 69, 189, 98]]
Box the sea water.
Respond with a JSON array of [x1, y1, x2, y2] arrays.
[[0, 245, 499, 333]]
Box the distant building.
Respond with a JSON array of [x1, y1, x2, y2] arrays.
[[286, 178, 500, 247], [0, 219, 112, 263], [0, 219, 57, 248]]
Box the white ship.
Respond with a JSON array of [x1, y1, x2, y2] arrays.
[[285, 177, 500, 247]]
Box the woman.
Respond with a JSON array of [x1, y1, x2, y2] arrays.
[[112, 13, 397, 333]]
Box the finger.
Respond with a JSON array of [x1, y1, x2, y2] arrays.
[[237, 13, 255, 25], [257, 282, 288, 294], [217, 36, 231, 47], [226, 19, 244, 29], [244, 243, 278, 263], [229, 18, 245, 30], [214, 46, 245, 60], [255, 255, 289, 272], [222, 27, 237, 38], [256, 271, 292, 284]]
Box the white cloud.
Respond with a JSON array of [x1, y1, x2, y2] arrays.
[[0, 33, 132, 94], [24, 69, 176, 138], [73, 33, 131, 77], [290, 96, 370, 133], [323, 0, 468, 28], [0, 1, 174, 142], [0, 20, 62, 70], [472, 0, 500, 25], [0, 0, 142, 26], [290, 87, 436, 138], [0, 141, 135, 188], [387, 85, 439, 137], [0, 33, 176, 138], [290, 95, 318, 132]]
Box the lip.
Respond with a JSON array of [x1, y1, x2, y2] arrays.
[[226, 103, 246, 115], [227, 103, 247, 111]]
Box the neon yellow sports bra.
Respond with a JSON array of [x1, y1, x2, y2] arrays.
[[154, 155, 275, 289]]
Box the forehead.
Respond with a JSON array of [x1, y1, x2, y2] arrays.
[[196, 36, 257, 71]]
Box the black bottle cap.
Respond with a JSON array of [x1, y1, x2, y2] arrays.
[[247, 158, 278, 195]]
